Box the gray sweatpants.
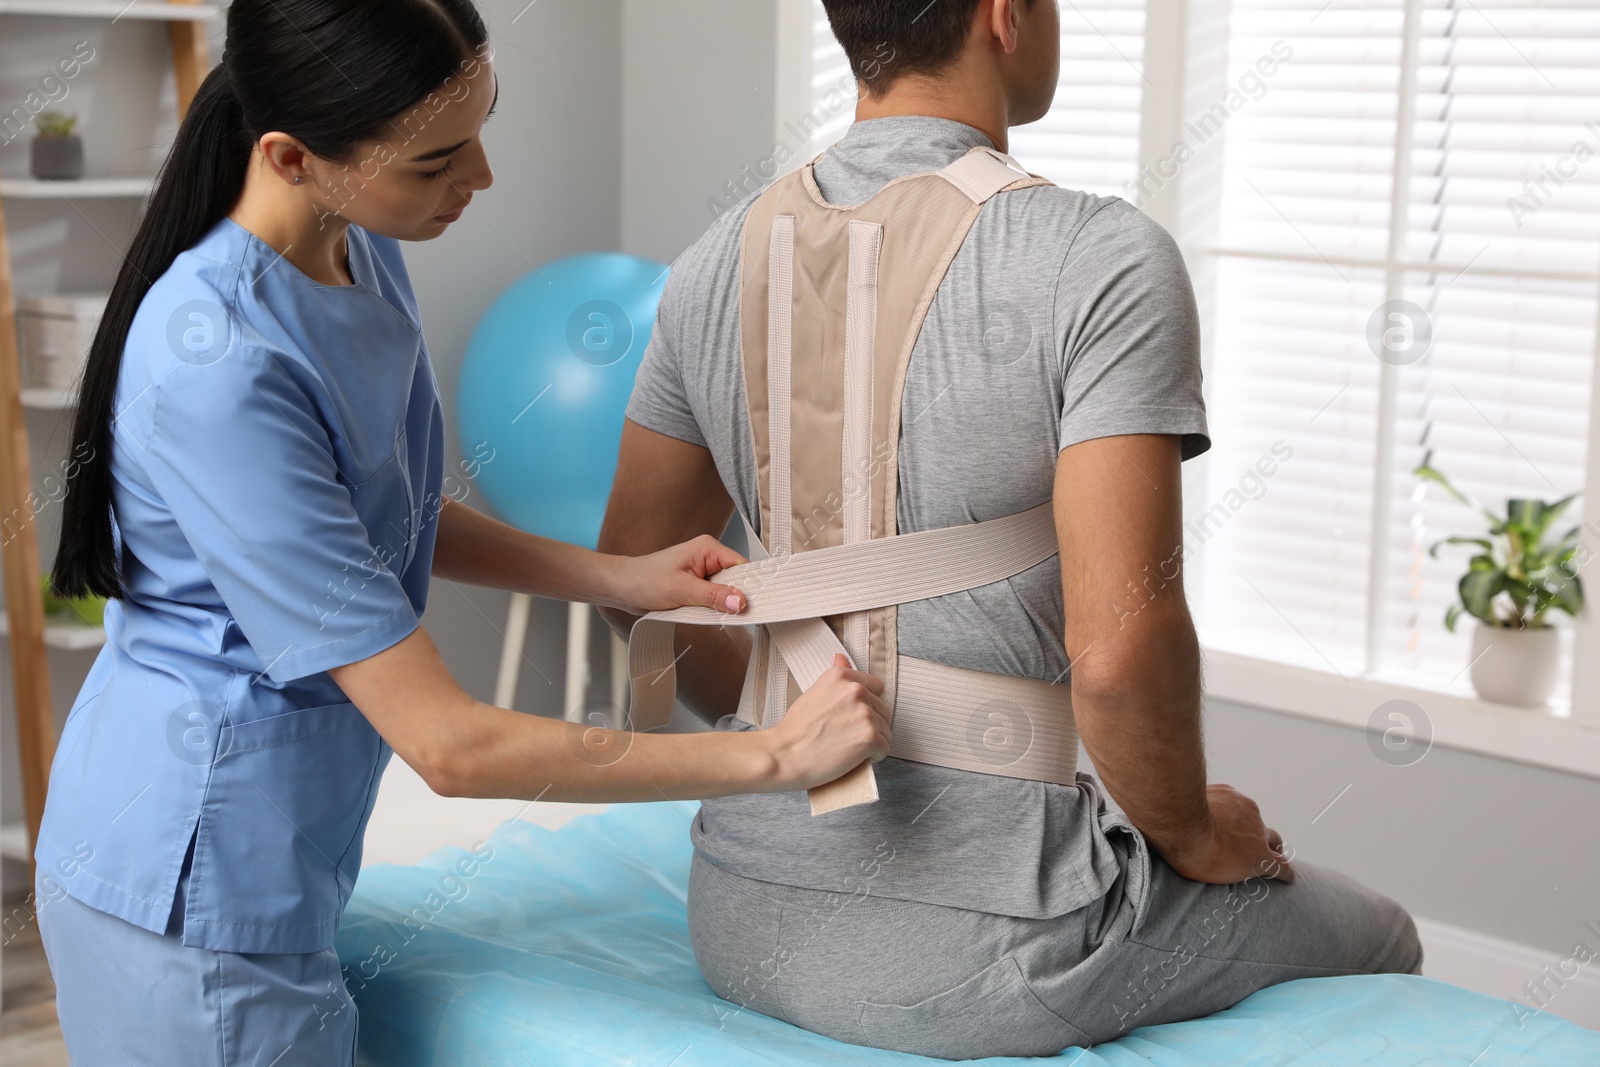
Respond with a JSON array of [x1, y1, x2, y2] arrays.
[[687, 811, 1421, 1059]]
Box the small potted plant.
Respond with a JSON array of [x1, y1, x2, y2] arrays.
[[1417, 464, 1583, 707], [40, 572, 108, 628], [31, 110, 84, 181]]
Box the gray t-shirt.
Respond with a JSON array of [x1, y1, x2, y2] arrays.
[[625, 116, 1208, 919]]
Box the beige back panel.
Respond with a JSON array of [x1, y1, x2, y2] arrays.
[[737, 150, 1051, 728]]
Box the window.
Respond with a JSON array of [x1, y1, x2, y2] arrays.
[[784, 0, 1148, 194], [1195, 0, 1599, 707], [780, 0, 1600, 729]]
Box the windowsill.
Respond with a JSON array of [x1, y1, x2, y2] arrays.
[[1202, 649, 1600, 781]]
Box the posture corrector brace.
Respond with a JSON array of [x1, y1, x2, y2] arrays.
[[628, 146, 1080, 814]]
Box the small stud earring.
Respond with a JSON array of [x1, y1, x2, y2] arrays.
[[294, 176, 304, 184]]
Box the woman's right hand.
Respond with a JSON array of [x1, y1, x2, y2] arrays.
[[765, 653, 892, 791]]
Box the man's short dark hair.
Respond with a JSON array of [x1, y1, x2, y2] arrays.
[[822, 0, 1028, 91]]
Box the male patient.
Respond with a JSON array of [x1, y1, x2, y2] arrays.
[[597, 0, 1420, 1057]]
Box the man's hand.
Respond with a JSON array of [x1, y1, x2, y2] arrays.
[[1162, 784, 1295, 884], [1057, 434, 1293, 886]]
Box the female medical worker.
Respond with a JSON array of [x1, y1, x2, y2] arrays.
[[31, 1, 891, 1062]]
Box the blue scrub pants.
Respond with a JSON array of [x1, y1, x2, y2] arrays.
[[35, 858, 357, 1066]]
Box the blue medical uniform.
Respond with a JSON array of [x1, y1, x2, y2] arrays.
[[33, 216, 444, 1061]]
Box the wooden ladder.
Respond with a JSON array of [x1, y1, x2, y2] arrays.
[[0, 0, 211, 869]]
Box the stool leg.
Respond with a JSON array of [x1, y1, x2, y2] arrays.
[[610, 629, 629, 730], [493, 592, 532, 710], [565, 600, 590, 723]]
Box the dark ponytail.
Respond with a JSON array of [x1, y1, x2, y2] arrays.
[[51, 0, 488, 600], [51, 67, 247, 599]]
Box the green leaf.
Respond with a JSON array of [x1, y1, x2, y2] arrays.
[[1537, 493, 1580, 540], [1428, 536, 1494, 560], [1415, 465, 1501, 526], [1509, 494, 1579, 547], [1445, 603, 1464, 633], [1458, 569, 1504, 625], [1539, 570, 1586, 619]]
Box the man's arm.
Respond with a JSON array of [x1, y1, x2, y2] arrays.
[[1057, 433, 1293, 884], [594, 419, 753, 722]]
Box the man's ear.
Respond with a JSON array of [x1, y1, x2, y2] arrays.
[[988, 0, 1022, 54]]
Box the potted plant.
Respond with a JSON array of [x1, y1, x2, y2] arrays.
[[31, 110, 84, 181], [40, 572, 107, 628], [1417, 464, 1583, 707]]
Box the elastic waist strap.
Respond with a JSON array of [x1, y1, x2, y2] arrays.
[[733, 651, 1078, 788], [627, 502, 1058, 730], [626, 504, 1079, 807]]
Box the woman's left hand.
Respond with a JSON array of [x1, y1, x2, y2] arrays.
[[608, 535, 749, 616]]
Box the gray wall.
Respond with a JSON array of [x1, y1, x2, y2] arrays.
[[1202, 695, 1600, 957], [619, 0, 779, 263], [403, 0, 623, 718]]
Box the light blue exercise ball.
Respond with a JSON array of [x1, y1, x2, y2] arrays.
[[457, 253, 669, 550]]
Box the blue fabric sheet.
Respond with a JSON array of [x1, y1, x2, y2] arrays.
[[338, 802, 1600, 1066]]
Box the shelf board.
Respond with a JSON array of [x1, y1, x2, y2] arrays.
[[0, 821, 28, 863], [0, 1, 218, 20], [21, 386, 76, 410], [0, 176, 155, 199], [0, 613, 107, 651]]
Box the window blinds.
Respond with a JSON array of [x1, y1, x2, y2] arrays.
[[1189, 0, 1407, 674], [1387, 0, 1599, 685], [798, 0, 1598, 700], [1008, 0, 1148, 197], [801, 0, 1148, 195], [799, 2, 853, 158], [1195, 0, 1599, 694]]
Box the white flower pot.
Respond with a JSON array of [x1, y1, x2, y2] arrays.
[[1468, 623, 1560, 707]]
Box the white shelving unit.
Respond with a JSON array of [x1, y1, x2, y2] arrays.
[[0, 1, 217, 20], [19, 386, 75, 410], [0, 613, 107, 652], [0, 176, 155, 199], [0, 0, 214, 1011], [0, 822, 26, 864]]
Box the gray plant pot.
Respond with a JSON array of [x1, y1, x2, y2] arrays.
[[31, 135, 85, 180]]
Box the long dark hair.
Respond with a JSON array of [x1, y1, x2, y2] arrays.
[[52, 0, 488, 600]]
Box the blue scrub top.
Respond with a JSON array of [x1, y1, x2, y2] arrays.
[[35, 217, 445, 953]]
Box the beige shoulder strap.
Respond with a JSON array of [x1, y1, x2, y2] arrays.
[[938, 146, 1042, 202]]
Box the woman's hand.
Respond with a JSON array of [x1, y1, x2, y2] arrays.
[[606, 534, 750, 616], [764, 654, 893, 791]]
